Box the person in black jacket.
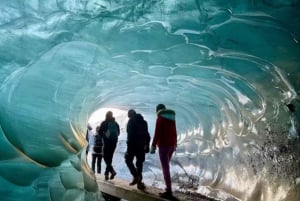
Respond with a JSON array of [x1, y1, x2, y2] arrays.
[[98, 111, 120, 180], [92, 126, 103, 174], [125, 109, 150, 190]]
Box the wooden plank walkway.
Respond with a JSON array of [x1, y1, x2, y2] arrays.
[[96, 175, 171, 201], [96, 175, 217, 201]]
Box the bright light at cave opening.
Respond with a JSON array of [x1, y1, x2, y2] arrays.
[[88, 107, 129, 134]]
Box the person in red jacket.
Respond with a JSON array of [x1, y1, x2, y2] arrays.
[[150, 104, 177, 200]]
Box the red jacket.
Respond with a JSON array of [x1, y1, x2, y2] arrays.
[[152, 109, 177, 147]]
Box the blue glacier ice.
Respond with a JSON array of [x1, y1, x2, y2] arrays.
[[0, 0, 299, 201]]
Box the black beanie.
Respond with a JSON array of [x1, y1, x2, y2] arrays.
[[156, 104, 166, 112], [128, 109, 136, 118]]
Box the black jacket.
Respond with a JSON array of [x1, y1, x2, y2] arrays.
[[98, 118, 120, 139], [126, 113, 150, 150]]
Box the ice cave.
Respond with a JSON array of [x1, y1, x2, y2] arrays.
[[0, 1, 299, 201]]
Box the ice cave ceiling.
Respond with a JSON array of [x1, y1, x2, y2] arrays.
[[0, 1, 299, 201]]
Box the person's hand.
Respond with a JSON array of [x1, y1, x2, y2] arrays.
[[150, 145, 156, 154]]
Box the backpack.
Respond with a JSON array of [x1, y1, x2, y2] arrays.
[[93, 134, 103, 153], [105, 121, 119, 140], [136, 118, 150, 144]]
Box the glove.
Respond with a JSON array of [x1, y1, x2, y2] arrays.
[[150, 145, 156, 154]]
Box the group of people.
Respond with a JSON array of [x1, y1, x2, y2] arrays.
[[86, 104, 177, 200], [86, 111, 119, 180]]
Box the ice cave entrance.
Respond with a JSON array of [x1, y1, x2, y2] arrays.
[[85, 107, 128, 172], [88, 107, 129, 132]]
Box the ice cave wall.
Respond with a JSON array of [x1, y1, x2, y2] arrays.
[[0, 1, 299, 201]]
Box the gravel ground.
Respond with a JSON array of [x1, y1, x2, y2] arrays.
[[172, 191, 218, 201]]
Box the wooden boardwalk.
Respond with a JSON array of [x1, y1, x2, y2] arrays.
[[96, 175, 217, 201], [96, 175, 171, 201]]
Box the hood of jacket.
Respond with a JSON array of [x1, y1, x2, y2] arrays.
[[134, 113, 144, 121], [157, 109, 175, 121]]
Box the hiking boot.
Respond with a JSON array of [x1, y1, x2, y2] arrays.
[[129, 177, 138, 186], [104, 174, 109, 181], [110, 170, 116, 180], [159, 191, 173, 200], [137, 181, 146, 190]]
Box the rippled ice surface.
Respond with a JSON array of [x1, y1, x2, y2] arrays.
[[0, 1, 299, 201]]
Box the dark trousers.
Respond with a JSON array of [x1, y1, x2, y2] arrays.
[[159, 146, 175, 191], [125, 148, 145, 179], [103, 139, 117, 175], [91, 153, 102, 173], [86, 145, 89, 155]]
